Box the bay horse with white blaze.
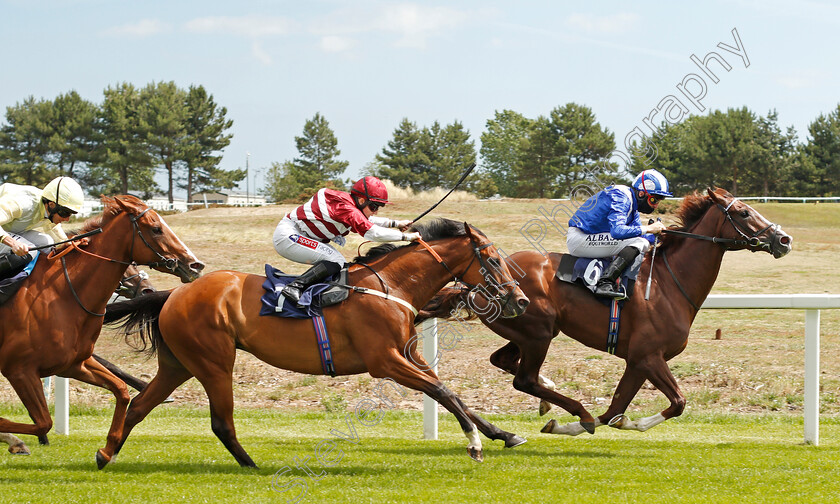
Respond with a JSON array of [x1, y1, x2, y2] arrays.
[[419, 188, 792, 435], [104, 219, 530, 468], [0, 195, 203, 462]]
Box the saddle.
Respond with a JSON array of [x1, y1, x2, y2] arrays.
[[0, 252, 39, 305], [259, 264, 350, 319], [554, 254, 636, 305]]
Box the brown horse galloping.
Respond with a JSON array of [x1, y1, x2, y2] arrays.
[[104, 219, 530, 468], [419, 188, 792, 435], [1, 263, 159, 456], [0, 195, 203, 461]]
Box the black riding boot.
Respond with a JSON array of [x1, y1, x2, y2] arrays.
[[0, 252, 32, 276], [594, 247, 640, 299], [281, 260, 342, 304]]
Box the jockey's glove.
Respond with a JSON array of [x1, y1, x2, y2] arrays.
[[402, 232, 422, 242]]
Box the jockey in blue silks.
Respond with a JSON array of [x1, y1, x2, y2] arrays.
[[567, 169, 672, 299]]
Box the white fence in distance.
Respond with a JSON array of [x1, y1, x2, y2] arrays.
[[46, 295, 838, 446]]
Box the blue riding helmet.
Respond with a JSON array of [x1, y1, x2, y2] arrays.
[[632, 169, 673, 198]]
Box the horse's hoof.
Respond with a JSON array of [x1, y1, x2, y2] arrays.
[[505, 435, 527, 448], [467, 447, 484, 462], [540, 419, 557, 434], [95, 449, 111, 470], [608, 414, 628, 428], [539, 400, 552, 416], [9, 443, 31, 455], [38, 434, 49, 446], [581, 421, 596, 434]]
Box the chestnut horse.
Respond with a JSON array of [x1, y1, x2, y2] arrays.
[[104, 219, 530, 468], [0, 195, 203, 462], [2, 263, 159, 456], [419, 189, 792, 435]]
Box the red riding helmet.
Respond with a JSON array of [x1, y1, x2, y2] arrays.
[[350, 176, 389, 205]]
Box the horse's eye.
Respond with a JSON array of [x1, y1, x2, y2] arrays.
[[740, 210, 749, 218], [152, 226, 163, 235]]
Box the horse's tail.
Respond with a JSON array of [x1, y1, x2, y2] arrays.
[[104, 290, 172, 357], [416, 286, 477, 324]]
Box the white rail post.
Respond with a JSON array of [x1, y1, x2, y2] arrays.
[[804, 309, 820, 445], [54, 376, 69, 435], [421, 318, 439, 440]]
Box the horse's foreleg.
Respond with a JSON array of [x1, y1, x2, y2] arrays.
[[614, 356, 685, 432], [374, 350, 486, 462], [596, 357, 683, 433], [92, 354, 149, 392], [108, 353, 194, 468], [0, 432, 30, 455], [60, 357, 130, 468]]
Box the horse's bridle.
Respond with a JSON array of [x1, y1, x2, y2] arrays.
[[50, 206, 181, 316], [662, 198, 779, 252], [416, 237, 520, 313], [115, 268, 151, 300], [659, 197, 781, 311]]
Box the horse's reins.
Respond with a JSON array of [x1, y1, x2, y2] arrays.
[[48, 207, 183, 316], [416, 238, 519, 311], [658, 198, 779, 311], [344, 236, 519, 316]]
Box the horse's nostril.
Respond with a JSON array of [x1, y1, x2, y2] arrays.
[[518, 298, 530, 309], [191, 262, 206, 271], [142, 288, 156, 295], [780, 236, 791, 245]]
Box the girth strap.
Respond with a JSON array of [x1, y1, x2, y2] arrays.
[[312, 315, 336, 377], [607, 299, 620, 355]]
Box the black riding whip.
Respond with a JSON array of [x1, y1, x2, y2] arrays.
[[29, 228, 103, 251], [411, 162, 477, 224]]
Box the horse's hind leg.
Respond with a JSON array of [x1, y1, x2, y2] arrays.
[[508, 340, 596, 433], [201, 374, 257, 468], [489, 342, 557, 415], [0, 371, 53, 441]]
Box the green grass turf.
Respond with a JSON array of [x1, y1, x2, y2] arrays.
[[1, 407, 839, 504]]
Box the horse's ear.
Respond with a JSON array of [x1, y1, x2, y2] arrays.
[[113, 195, 143, 214], [463, 222, 474, 238], [707, 187, 732, 205]]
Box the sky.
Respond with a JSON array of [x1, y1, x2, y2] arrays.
[[1, 0, 837, 197]]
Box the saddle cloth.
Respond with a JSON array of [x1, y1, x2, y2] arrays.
[[554, 254, 636, 306], [259, 264, 349, 319], [0, 251, 40, 305]]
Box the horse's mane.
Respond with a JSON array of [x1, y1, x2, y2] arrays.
[[352, 218, 474, 264], [659, 191, 715, 249]]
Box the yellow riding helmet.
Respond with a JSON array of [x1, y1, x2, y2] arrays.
[[42, 176, 84, 213]]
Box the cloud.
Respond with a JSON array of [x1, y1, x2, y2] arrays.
[[320, 36, 355, 53], [102, 19, 169, 37], [251, 41, 272, 65], [566, 12, 640, 35], [312, 3, 479, 50], [184, 15, 293, 37]]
